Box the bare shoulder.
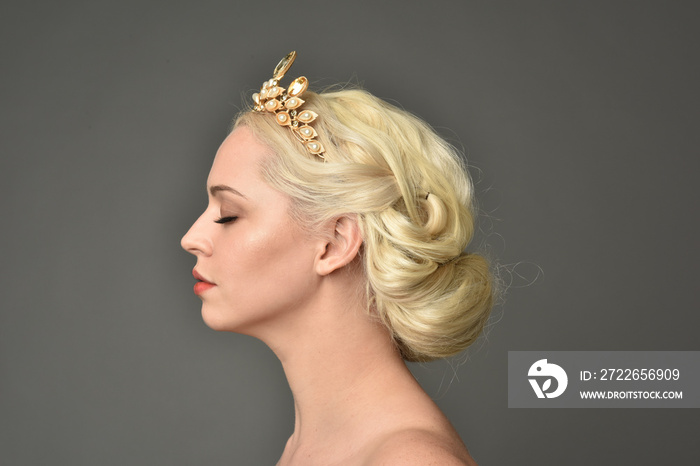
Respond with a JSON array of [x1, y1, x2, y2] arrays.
[[363, 428, 477, 466]]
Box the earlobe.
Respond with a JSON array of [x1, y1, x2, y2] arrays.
[[315, 215, 363, 276]]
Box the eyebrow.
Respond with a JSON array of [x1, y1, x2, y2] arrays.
[[209, 184, 248, 199]]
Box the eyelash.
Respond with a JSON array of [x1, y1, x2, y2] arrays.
[[214, 216, 238, 224]]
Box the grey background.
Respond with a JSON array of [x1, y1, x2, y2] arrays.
[[1, 0, 698, 464]]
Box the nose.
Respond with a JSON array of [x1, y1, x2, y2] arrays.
[[181, 213, 213, 256]]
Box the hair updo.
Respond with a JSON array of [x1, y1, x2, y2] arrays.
[[234, 88, 493, 362]]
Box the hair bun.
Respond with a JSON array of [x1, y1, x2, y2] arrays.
[[376, 252, 493, 362]]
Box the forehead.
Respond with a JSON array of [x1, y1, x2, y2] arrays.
[[205, 126, 298, 216], [207, 126, 270, 185]]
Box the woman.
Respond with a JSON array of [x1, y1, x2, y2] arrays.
[[181, 52, 493, 465]]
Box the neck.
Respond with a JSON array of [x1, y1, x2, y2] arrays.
[[283, 314, 406, 444], [251, 270, 418, 451]]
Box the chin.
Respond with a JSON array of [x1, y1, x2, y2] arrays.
[[200, 305, 262, 335], [200, 305, 235, 332]]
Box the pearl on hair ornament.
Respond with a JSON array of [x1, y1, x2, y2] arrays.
[[252, 51, 325, 159]]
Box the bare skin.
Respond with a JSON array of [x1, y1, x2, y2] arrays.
[[272, 257, 476, 466], [182, 127, 477, 465]]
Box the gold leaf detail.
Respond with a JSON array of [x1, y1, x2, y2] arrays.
[[267, 86, 284, 99], [288, 76, 308, 97], [276, 112, 291, 126], [305, 141, 325, 154], [264, 99, 281, 112], [297, 110, 318, 123], [296, 125, 317, 140], [285, 97, 305, 109], [273, 51, 296, 80]]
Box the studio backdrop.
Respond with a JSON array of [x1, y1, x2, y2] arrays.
[[1, 1, 698, 464]]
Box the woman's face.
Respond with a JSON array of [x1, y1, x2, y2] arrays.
[[181, 126, 322, 335]]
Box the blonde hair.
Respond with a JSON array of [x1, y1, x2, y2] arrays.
[[235, 88, 493, 362]]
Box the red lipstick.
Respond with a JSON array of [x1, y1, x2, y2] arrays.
[[192, 269, 216, 295]]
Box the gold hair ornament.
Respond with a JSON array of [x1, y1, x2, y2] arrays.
[[252, 51, 325, 159]]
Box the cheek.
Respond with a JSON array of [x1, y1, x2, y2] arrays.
[[218, 222, 317, 300], [202, 224, 319, 333], [226, 227, 292, 271]]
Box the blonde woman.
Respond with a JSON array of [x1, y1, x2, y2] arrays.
[[181, 52, 493, 465]]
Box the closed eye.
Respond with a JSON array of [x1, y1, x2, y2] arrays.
[[214, 216, 238, 224]]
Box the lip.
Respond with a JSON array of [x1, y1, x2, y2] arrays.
[[192, 269, 216, 295]]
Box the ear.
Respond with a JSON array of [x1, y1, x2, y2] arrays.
[[315, 215, 363, 276]]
